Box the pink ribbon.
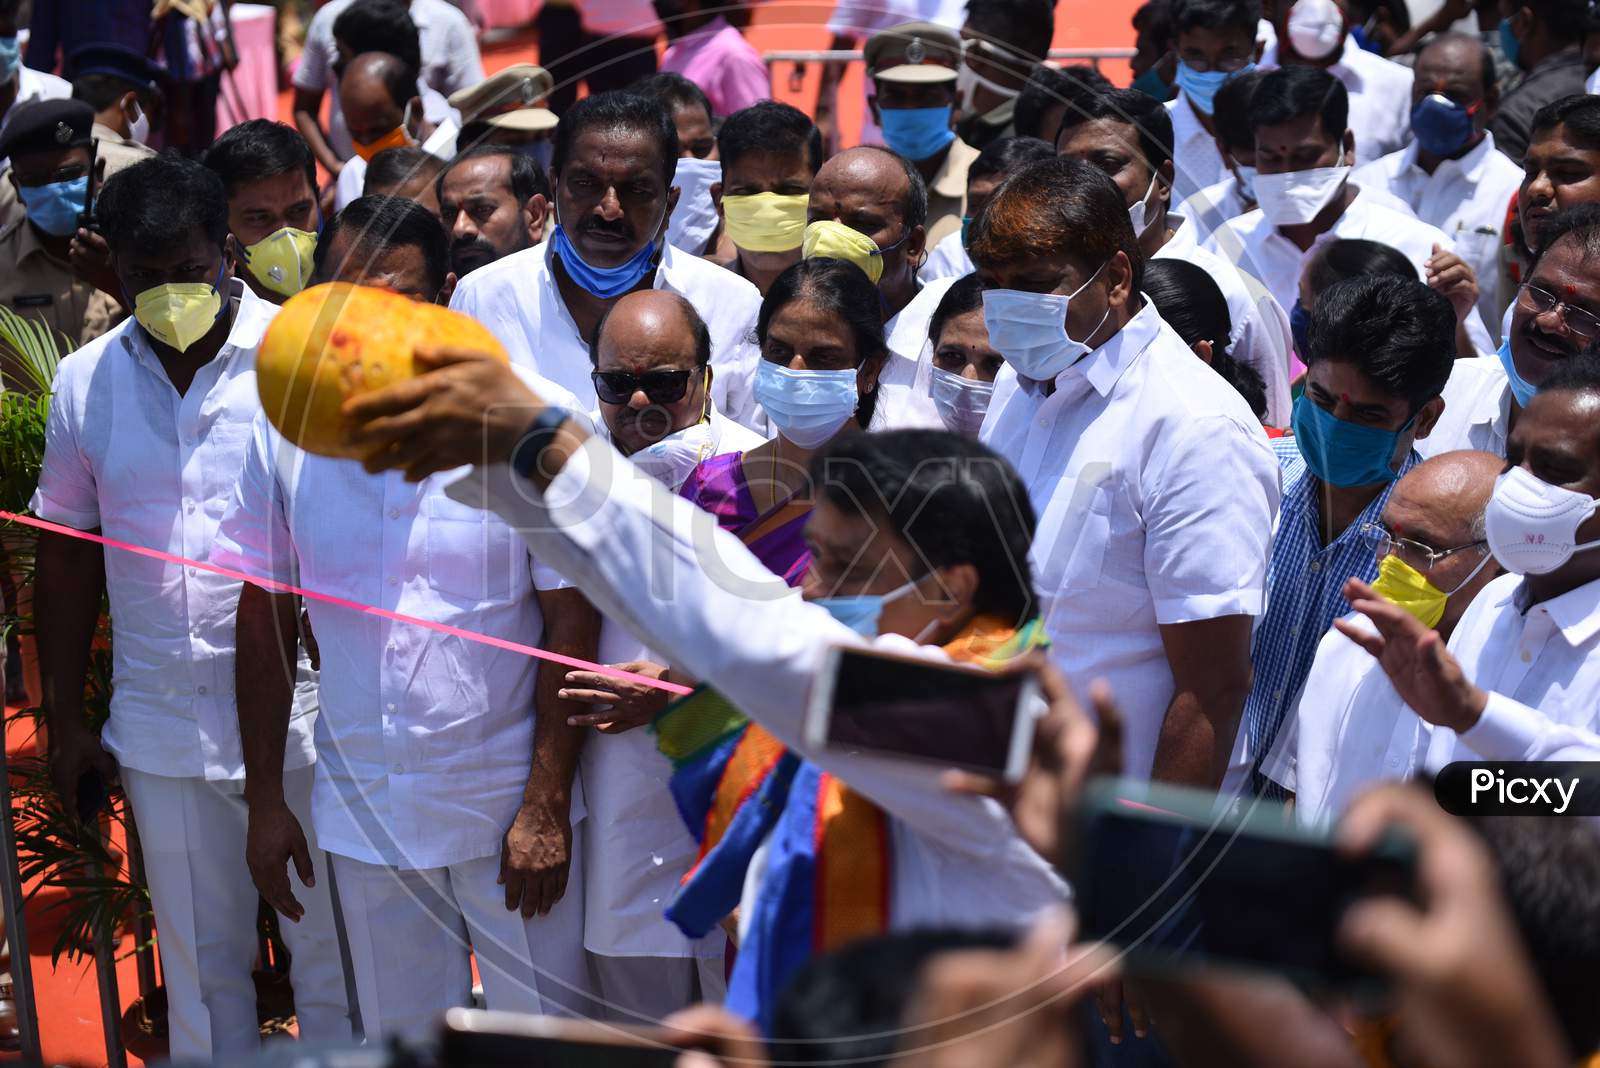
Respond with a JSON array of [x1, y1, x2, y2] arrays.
[[1, 510, 693, 696]]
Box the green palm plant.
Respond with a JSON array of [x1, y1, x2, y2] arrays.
[[0, 304, 149, 964]]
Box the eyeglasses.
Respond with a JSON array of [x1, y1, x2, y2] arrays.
[[591, 368, 698, 405], [1364, 524, 1487, 569], [1517, 282, 1600, 346], [1179, 54, 1254, 73]]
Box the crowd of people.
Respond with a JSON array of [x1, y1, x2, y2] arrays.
[[4, 0, 1600, 1064]]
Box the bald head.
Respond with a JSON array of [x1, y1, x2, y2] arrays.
[[1389, 450, 1503, 544], [339, 52, 420, 149], [811, 146, 928, 233], [1412, 33, 1495, 116], [591, 290, 712, 456]]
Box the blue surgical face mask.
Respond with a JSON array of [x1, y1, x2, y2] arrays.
[[1175, 61, 1254, 116], [814, 574, 926, 637], [550, 219, 660, 299], [754, 359, 861, 448], [1131, 65, 1174, 102], [1290, 299, 1312, 357], [0, 35, 19, 83], [878, 104, 956, 162], [19, 175, 90, 238], [1496, 338, 1538, 408], [1410, 93, 1475, 158], [1498, 16, 1522, 69], [982, 261, 1110, 382], [1291, 393, 1415, 488]]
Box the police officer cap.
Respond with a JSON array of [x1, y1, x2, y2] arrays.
[[865, 21, 962, 84], [0, 99, 96, 161], [65, 43, 164, 89]]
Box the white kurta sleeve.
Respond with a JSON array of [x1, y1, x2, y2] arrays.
[[30, 358, 98, 530], [1458, 690, 1600, 762]]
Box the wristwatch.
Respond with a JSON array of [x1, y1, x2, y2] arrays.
[[509, 406, 573, 480]]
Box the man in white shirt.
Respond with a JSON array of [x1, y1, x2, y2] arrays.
[[1337, 358, 1600, 780], [292, 0, 480, 175], [970, 157, 1280, 783], [1353, 33, 1523, 343], [217, 194, 597, 1041], [1173, 68, 1265, 241], [1057, 89, 1294, 426], [1166, 0, 1262, 204], [1206, 66, 1496, 353], [452, 91, 766, 428], [33, 158, 348, 1059], [1264, 450, 1503, 828], [1261, 0, 1414, 164], [1423, 205, 1600, 459]]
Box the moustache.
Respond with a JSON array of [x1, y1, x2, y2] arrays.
[[579, 217, 637, 242]]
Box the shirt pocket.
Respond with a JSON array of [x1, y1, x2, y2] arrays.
[[1036, 469, 1114, 596], [425, 495, 530, 604]]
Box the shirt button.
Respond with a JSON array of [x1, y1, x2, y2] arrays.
[[387, 576, 398, 587], [392, 765, 403, 774], [386, 702, 396, 712], [185, 501, 195, 514], [1273, 688, 1284, 700], [389, 508, 400, 519], [1521, 649, 1532, 662], [197, 685, 208, 695], [1308, 561, 1322, 573]]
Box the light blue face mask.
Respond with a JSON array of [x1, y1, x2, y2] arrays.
[[981, 261, 1109, 382], [1496, 338, 1538, 408], [753, 359, 860, 448], [1175, 61, 1254, 116], [19, 175, 90, 238], [0, 36, 19, 83], [550, 196, 667, 299], [814, 574, 926, 637], [878, 104, 957, 162]]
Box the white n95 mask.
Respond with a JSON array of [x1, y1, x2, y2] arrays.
[[666, 156, 722, 254], [754, 360, 860, 448], [1253, 164, 1350, 226], [1485, 465, 1600, 575], [981, 261, 1109, 382]]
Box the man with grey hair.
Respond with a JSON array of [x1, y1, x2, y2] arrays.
[[1263, 449, 1504, 827]]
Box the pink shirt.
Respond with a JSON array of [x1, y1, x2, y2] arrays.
[[659, 16, 771, 117]]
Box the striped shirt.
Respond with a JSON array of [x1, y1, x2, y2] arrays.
[[1240, 437, 1418, 795]]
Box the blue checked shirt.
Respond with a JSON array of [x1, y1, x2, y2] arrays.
[[1242, 437, 1418, 795]]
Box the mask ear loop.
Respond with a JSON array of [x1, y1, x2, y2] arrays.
[[1442, 544, 1495, 596]]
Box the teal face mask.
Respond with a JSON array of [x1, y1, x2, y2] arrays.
[[960, 214, 972, 248], [1498, 16, 1522, 68], [1291, 393, 1415, 488], [1131, 66, 1175, 102]]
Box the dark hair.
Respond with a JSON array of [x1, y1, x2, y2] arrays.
[[99, 154, 229, 255], [717, 100, 824, 176], [1143, 259, 1268, 418], [1171, 0, 1261, 34], [760, 258, 889, 430], [436, 144, 550, 207], [312, 194, 449, 299], [861, 145, 929, 230], [1306, 275, 1456, 412], [1133, 0, 1176, 50], [202, 118, 317, 200], [363, 146, 444, 195], [813, 431, 1040, 626], [1212, 68, 1266, 152], [589, 291, 711, 367], [1418, 31, 1497, 99], [1012, 63, 1112, 141], [1056, 87, 1175, 171], [332, 0, 422, 76], [1475, 817, 1600, 1054], [631, 71, 714, 123], [1530, 93, 1600, 153], [965, 0, 1055, 65], [927, 272, 986, 346], [1524, 0, 1590, 43], [1531, 203, 1600, 274], [770, 929, 1017, 1066], [1307, 238, 1419, 296], [1537, 351, 1600, 394], [969, 157, 1145, 292], [71, 72, 157, 114], [968, 136, 1057, 186], [1249, 65, 1348, 142], [552, 90, 677, 185]]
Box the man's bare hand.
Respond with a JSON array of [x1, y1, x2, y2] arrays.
[[561, 660, 674, 732], [1425, 245, 1480, 325], [47, 722, 116, 825], [246, 801, 314, 921], [499, 797, 572, 917]]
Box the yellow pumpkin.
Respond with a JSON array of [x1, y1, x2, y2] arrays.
[[257, 282, 508, 458]]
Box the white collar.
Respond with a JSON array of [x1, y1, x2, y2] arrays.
[[1400, 131, 1498, 183], [1025, 299, 1162, 398]]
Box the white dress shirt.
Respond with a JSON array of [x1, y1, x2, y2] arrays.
[[1416, 357, 1512, 460], [923, 229, 973, 282], [450, 239, 766, 431], [31, 280, 317, 781], [211, 373, 587, 871], [876, 276, 956, 431], [1424, 573, 1600, 769], [449, 436, 1069, 933], [1166, 92, 1228, 206], [1176, 174, 1251, 245], [1262, 614, 1430, 829], [1157, 214, 1293, 427], [1352, 134, 1521, 342], [1261, 36, 1415, 165], [294, 0, 483, 160], [978, 301, 1281, 777]]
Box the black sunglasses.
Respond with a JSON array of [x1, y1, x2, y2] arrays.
[[591, 368, 697, 405]]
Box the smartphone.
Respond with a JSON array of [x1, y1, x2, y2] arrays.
[[803, 643, 1041, 783], [438, 1008, 679, 1068], [1072, 779, 1416, 993]]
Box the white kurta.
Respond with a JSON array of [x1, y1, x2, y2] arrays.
[[877, 276, 957, 431], [1261, 36, 1416, 164], [1415, 357, 1512, 460], [923, 229, 973, 282], [1166, 91, 1228, 206]]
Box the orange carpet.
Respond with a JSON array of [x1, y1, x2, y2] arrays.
[[17, 1, 1137, 1063]]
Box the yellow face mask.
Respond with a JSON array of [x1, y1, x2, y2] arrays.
[[242, 227, 317, 299], [133, 279, 223, 353], [802, 219, 884, 285], [1370, 553, 1449, 628], [721, 192, 809, 253]]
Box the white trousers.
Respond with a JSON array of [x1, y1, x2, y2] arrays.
[[329, 819, 596, 1043], [119, 765, 351, 1059], [590, 951, 727, 1023]]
